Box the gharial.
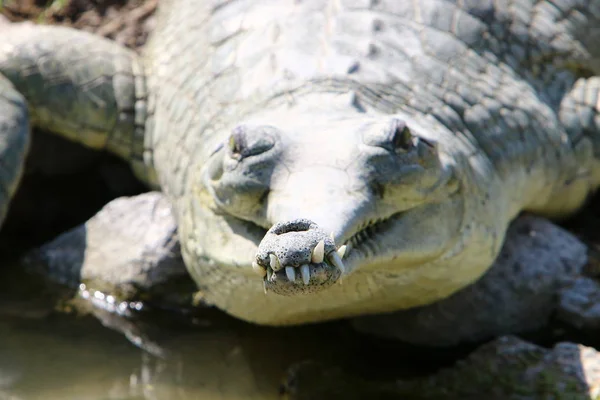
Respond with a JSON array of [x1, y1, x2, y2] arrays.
[[1, 0, 600, 330]]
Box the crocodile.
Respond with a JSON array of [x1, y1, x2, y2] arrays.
[[1, 0, 600, 328]]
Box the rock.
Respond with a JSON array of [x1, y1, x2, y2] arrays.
[[407, 336, 600, 399], [281, 336, 600, 399], [352, 216, 588, 346], [22, 191, 193, 302], [557, 276, 600, 331]]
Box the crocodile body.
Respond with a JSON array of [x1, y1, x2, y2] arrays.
[[1, 0, 600, 327]]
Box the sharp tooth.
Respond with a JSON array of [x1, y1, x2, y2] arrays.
[[252, 261, 266, 277], [263, 281, 268, 294], [300, 264, 310, 285], [267, 266, 274, 281], [285, 266, 296, 282], [329, 251, 346, 275], [269, 254, 281, 270], [337, 245, 347, 259], [311, 240, 325, 263], [329, 232, 335, 244]]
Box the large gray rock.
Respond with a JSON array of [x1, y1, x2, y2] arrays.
[[282, 336, 600, 400], [22, 191, 191, 303]]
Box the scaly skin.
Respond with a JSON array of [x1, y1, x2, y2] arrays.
[[1, 1, 600, 327]]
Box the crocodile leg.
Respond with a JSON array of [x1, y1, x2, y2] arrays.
[[0, 23, 152, 194], [0, 75, 29, 226]]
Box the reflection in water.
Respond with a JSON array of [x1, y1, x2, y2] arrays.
[[0, 307, 427, 400], [0, 313, 338, 400]]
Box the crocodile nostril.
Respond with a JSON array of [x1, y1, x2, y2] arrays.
[[227, 124, 277, 160], [270, 218, 316, 235]]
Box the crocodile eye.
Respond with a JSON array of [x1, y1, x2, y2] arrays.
[[390, 120, 414, 152]]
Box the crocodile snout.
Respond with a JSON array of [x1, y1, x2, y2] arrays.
[[253, 218, 347, 295]]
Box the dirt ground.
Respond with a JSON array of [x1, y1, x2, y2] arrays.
[[1, 0, 157, 49]]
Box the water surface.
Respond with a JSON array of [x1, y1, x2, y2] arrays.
[[0, 304, 428, 400]]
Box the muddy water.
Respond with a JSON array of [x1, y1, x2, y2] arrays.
[[0, 312, 346, 400], [0, 316, 299, 399], [0, 299, 431, 400]]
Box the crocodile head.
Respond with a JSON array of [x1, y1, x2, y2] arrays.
[[196, 92, 464, 301]]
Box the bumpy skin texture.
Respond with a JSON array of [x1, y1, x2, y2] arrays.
[[1, 0, 600, 327]]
